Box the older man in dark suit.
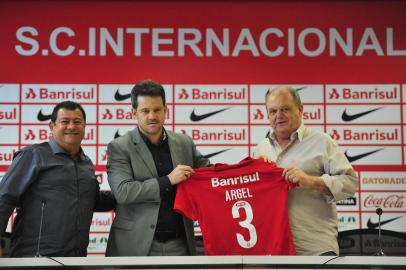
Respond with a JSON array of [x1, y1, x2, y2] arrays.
[[106, 80, 210, 256]]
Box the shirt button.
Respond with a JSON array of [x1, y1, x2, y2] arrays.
[[150, 224, 155, 229]]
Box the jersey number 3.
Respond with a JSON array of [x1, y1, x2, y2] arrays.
[[232, 200, 258, 248]]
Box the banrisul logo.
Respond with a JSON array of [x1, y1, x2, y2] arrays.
[[178, 87, 246, 100], [329, 87, 398, 100], [25, 87, 95, 100]]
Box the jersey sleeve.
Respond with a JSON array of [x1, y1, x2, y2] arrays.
[[174, 181, 198, 221]]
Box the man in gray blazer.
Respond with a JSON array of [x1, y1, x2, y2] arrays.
[[106, 80, 210, 256]]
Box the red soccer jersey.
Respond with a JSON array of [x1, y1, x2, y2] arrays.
[[174, 157, 296, 255]]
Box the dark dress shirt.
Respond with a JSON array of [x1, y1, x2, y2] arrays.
[[139, 128, 185, 237]]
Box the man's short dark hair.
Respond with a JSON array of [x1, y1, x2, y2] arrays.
[[51, 101, 86, 123], [131, 80, 166, 109]]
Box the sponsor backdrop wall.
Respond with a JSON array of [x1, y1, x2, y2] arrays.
[[0, 0, 405, 255]]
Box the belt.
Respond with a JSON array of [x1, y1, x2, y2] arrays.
[[153, 231, 184, 243]]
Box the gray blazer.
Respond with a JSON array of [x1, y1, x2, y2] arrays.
[[105, 128, 209, 256]]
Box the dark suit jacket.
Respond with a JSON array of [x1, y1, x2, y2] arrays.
[[105, 128, 209, 256]]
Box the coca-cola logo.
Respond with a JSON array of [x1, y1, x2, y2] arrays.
[[363, 194, 404, 209]]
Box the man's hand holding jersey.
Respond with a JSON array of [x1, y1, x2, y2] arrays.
[[168, 164, 195, 185], [256, 156, 331, 195]]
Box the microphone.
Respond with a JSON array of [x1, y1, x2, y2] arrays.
[[35, 200, 46, 257], [375, 207, 385, 256]]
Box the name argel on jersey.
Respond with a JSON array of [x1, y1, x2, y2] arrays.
[[211, 172, 259, 202]]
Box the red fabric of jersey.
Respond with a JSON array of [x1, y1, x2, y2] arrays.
[[174, 157, 296, 255]]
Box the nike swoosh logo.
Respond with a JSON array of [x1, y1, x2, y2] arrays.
[[295, 86, 306, 92], [341, 107, 382, 122], [367, 216, 402, 229], [344, 148, 383, 163], [114, 88, 131, 101], [203, 149, 230, 159], [190, 107, 230, 122], [37, 109, 52, 121]]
